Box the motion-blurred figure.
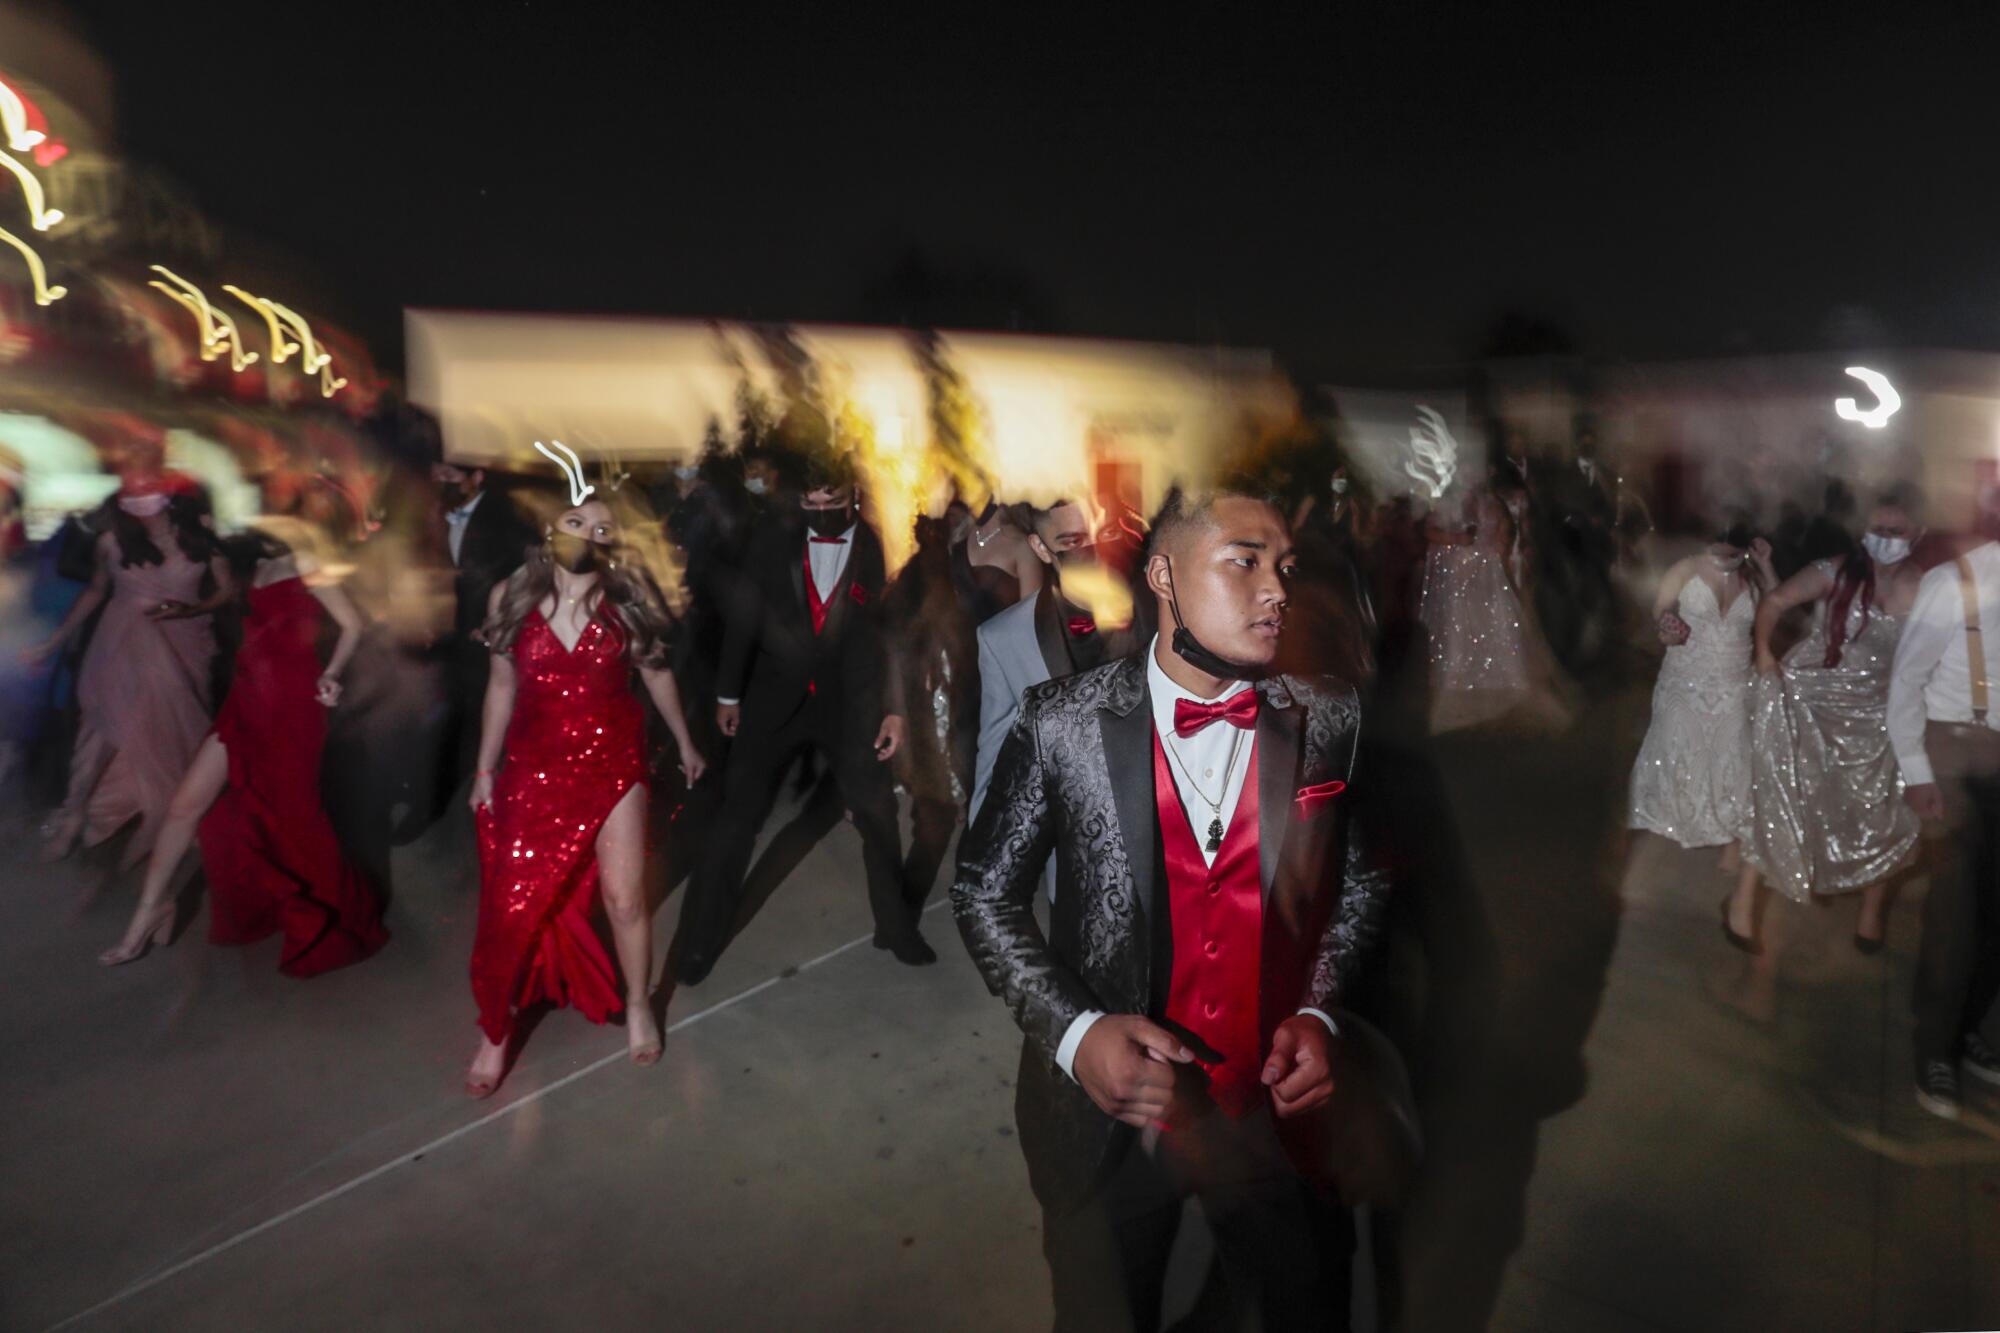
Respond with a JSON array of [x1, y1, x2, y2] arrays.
[[1627, 521, 1773, 870], [22, 473, 229, 868], [430, 459, 534, 811], [1888, 494, 2000, 1122], [98, 527, 387, 973], [1417, 479, 1569, 733]]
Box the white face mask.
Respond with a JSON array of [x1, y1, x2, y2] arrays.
[[1861, 532, 1912, 566], [118, 493, 171, 517], [745, 476, 768, 496], [1331, 477, 1349, 495], [674, 465, 698, 482]]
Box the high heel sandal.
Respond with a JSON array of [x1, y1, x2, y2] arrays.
[[98, 899, 175, 966], [1719, 896, 1761, 956], [37, 813, 81, 863]]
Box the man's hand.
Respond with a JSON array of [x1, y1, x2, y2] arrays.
[[1905, 782, 1945, 822], [874, 714, 905, 762], [716, 702, 740, 737], [1073, 1016, 1193, 1128], [1262, 1015, 1337, 1119], [1657, 612, 1690, 647]]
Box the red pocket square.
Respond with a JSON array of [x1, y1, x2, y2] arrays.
[[849, 582, 868, 605], [1293, 780, 1347, 817]]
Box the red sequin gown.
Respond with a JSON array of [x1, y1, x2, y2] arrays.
[[471, 609, 647, 1043], [200, 576, 389, 975]]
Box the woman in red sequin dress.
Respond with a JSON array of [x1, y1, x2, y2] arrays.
[[99, 533, 387, 972], [465, 498, 705, 1097]]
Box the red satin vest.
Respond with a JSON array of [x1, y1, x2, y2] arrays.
[[1153, 731, 1264, 1118], [803, 543, 831, 636]]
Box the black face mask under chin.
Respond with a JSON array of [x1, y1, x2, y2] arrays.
[[1163, 559, 1267, 682], [548, 532, 606, 574]]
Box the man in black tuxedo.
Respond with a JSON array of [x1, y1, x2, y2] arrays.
[[676, 465, 933, 983], [429, 461, 535, 808], [954, 489, 1392, 1331]]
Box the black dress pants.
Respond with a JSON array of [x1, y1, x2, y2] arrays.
[[1913, 723, 2000, 1062], [678, 703, 910, 976], [1040, 1113, 1353, 1333]]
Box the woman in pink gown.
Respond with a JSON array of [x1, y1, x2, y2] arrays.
[[98, 532, 386, 972], [23, 477, 229, 868]]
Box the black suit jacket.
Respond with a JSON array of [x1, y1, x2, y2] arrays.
[[451, 489, 535, 639], [717, 518, 893, 740], [952, 652, 1390, 1210]]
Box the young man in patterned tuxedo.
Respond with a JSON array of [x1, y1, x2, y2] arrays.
[[954, 489, 1391, 1331]]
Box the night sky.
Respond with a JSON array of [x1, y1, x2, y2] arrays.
[[60, 2, 2000, 377]]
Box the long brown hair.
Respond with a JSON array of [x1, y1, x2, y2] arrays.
[[482, 492, 676, 669]]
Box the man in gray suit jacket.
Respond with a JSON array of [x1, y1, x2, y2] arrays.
[[971, 500, 1138, 819]]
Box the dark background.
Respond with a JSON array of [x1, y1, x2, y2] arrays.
[[61, 2, 2000, 376]]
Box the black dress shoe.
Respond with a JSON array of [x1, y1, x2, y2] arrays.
[[873, 931, 938, 966], [1916, 1058, 1962, 1121], [674, 952, 715, 987]]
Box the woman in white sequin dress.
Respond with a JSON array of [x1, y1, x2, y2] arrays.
[[1627, 523, 1774, 857], [1418, 480, 1570, 733], [1724, 491, 1925, 966]]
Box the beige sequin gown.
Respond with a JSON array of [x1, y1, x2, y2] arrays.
[[1740, 561, 1919, 899], [1627, 575, 1753, 848]]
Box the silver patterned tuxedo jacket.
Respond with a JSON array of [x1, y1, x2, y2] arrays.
[[951, 651, 1390, 1207]]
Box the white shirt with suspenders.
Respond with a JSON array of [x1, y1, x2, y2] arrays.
[[1888, 542, 2000, 787]]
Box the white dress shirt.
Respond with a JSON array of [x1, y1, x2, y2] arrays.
[[717, 523, 857, 708], [1054, 637, 1337, 1081], [1888, 542, 2000, 786], [807, 521, 856, 601], [444, 488, 485, 566]]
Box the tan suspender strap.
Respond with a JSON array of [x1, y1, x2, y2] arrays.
[[1956, 556, 1988, 723]]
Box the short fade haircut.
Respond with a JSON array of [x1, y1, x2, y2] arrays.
[[1145, 485, 1285, 562]]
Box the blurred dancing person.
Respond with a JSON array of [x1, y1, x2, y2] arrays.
[[954, 489, 1391, 1331], [1627, 521, 1774, 872], [432, 461, 534, 806], [1726, 489, 1925, 968], [98, 529, 387, 971], [953, 499, 1042, 622], [676, 461, 928, 981], [465, 497, 706, 1097], [1417, 479, 1569, 733], [884, 513, 980, 914], [970, 498, 1127, 820], [1888, 496, 2000, 1121], [22, 474, 227, 867]]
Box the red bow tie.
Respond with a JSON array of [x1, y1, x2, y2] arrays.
[[1066, 615, 1096, 637], [809, 535, 847, 545], [1173, 690, 1259, 737]]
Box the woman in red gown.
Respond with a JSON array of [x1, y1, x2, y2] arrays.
[[99, 533, 387, 973], [465, 497, 705, 1097]]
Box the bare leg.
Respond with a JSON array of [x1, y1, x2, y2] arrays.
[[99, 735, 228, 965], [1718, 839, 1742, 876], [1856, 878, 1893, 947], [597, 783, 660, 1064], [1726, 862, 1762, 946]]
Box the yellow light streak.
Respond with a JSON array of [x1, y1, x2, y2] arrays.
[[222, 284, 300, 364], [148, 265, 257, 371], [0, 224, 63, 303], [0, 81, 45, 152], [0, 149, 58, 229]]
